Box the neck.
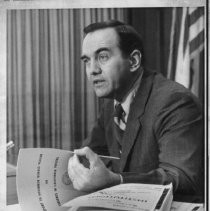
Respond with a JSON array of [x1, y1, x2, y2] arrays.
[[115, 69, 142, 103]]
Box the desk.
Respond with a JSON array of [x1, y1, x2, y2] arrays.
[[6, 202, 204, 211], [7, 163, 18, 205], [6, 204, 21, 211], [6, 165, 204, 211]]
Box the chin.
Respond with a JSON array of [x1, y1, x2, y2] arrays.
[[95, 90, 113, 99]]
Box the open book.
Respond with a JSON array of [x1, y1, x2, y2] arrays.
[[16, 148, 173, 211]]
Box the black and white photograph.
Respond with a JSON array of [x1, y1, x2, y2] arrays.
[[0, 0, 208, 210]]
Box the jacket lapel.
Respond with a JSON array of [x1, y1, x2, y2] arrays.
[[120, 70, 156, 172]]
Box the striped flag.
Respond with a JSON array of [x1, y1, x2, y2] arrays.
[[167, 7, 205, 100]]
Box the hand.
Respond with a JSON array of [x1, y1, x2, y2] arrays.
[[68, 147, 121, 192]]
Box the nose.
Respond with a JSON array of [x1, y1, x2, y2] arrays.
[[88, 59, 102, 75]]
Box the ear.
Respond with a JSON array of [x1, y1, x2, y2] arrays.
[[129, 50, 141, 72]]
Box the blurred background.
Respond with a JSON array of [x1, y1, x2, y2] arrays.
[[6, 7, 205, 165]]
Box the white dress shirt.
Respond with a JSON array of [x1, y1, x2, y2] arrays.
[[114, 68, 144, 130]]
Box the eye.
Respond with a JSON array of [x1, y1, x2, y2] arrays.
[[98, 52, 110, 63], [82, 58, 90, 65]]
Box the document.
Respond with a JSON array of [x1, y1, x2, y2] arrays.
[[6, 202, 204, 211], [63, 183, 173, 211], [17, 148, 173, 211], [170, 201, 204, 211], [17, 148, 85, 211]]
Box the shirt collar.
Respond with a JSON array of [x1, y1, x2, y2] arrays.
[[114, 68, 144, 122]]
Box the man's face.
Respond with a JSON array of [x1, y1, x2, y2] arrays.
[[81, 28, 132, 100]]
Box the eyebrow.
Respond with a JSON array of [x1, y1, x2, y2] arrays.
[[80, 55, 88, 61], [81, 47, 111, 61]]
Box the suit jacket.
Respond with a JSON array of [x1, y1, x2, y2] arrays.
[[84, 70, 204, 202]]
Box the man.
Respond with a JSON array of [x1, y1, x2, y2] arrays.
[[68, 20, 204, 202]]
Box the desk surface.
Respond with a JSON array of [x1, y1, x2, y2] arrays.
[[7, 163, 18, 205], [6, 202, 204, 211], [7, 163, 204, 211], [6, 204, 21, 211]]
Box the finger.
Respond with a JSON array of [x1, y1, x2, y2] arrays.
[[73, 155, 89, 180], [74, 147, 93, 157], [68, 155, 85, 177], [72, 177, 85, 191], [74, 147, 98, 166], [68, 156, 77, 180], [69, 155, 89, 183]]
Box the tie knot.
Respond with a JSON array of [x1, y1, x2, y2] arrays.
[[114, 104, 124, 120]]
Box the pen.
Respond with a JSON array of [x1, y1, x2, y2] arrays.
[[98, 155, 120, 160], [71, 151, 120, 160], [71, 152, 120, 168], [7, 140, 14, 151]]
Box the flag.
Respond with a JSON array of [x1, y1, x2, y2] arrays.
[[167, 7, 205, 101]]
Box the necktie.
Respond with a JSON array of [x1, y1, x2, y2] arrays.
[[114, 104, 125, 152], [114, 104, 125, 124]]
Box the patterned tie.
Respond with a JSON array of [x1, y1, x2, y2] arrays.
[[114, 104, 125, 125], [114, 104, 125, 151]]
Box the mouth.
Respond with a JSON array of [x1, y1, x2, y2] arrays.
[[93, 79, 106, 87]]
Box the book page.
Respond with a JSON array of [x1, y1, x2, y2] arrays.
[[63, 183, 173, 211], [170, 201, 204, 211], [17, 148, 86, 211]]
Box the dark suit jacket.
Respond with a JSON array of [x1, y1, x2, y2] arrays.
[[84, 70, 204, 202]]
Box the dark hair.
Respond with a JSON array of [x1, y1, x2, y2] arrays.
[[84, 20, 144, 64]]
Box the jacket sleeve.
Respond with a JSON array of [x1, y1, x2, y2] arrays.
[[121, 92, 204, 202]]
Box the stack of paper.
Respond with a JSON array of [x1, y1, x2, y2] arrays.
[[16, 148, 174, 211]]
